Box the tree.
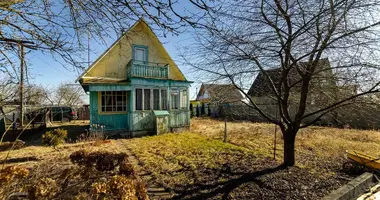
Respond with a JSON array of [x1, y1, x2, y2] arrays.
[[24, 84, 47, 105], [0, 0, 209, 80], [44, 83, 85, 106], [181, 0, 380, 166]]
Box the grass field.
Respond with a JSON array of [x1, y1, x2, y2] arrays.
[[1, 118, 380, 199]]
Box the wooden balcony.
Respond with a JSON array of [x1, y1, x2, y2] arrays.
[[127, 60, 169, 79]]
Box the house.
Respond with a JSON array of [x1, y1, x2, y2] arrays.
[[196, 84, 243, 104], [195, 84, 243, 116], [77, 19, 192, 136], [248, 58, 336, 105]]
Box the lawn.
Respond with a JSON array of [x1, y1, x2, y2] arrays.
[[1, 118, 380, 199]]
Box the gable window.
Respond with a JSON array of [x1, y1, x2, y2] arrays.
[[133, 45, 148, 63], [171, 89, 180, 109], [100, 91, 127, 112]]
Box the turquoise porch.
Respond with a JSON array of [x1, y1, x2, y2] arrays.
[[87, 78, 191, 134]]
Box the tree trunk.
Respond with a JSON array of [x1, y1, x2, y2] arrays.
[[283, 132, 296, 166]]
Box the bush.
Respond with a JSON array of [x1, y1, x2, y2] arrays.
[[119, 157, 135, 177], [69, 150, 131, 173], [27, 178, 59, 200], [92, 175, 148, 200], [41, 128, 68, 147], [0, 166, 29, 185]]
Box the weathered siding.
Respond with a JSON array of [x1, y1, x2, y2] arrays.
[[169, 110, 190, 128], [131, 111, 154, 131], [89, 91, 130, 131]]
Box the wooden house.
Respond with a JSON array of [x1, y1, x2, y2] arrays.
[[195, 84, 243, 116], [248, 58, 336, 105], [77, 19, 192, 136]]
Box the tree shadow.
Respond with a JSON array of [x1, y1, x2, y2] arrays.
[[170, 164, 287, 200], [0, 156, 39, 164]]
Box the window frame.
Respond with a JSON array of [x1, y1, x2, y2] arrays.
[[98, 91, 128, 114], [135, 88, 168, 111], [132, 44, 149, 63], [170, 88, 180, 110], [180, 89, 188, 109]]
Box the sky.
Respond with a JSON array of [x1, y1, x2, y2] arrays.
[[25, 3, 203, 103]]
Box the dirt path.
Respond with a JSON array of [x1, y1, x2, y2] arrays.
[[114, 140, 172, 199]]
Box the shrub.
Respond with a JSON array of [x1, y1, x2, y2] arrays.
[[42, 128, 68, 147], [27, 178, 59, 200], [91, 175, 148, 200], [69, 150, 130, 172], [0, 166, 29, 185], [119, 157, 135, 177]]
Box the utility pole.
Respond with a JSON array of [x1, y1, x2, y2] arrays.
[[0, 38, 35, 128], [19, 44, 24, 126]]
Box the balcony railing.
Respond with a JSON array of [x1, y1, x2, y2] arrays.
[[127, 60, 169, 79]]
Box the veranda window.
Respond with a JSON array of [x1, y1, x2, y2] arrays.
[[144, 89, 151, 110], [135, 89, 143, 110], [153, 89, 160, 110], [181, 90, 188, 109], [101, 91, 127, 112], [171, 89, 180, 109], [161, 89, 167, 110], [135, 88, 168, 110]]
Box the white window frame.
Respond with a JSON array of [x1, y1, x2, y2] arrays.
[[135, 88, 168, 111]]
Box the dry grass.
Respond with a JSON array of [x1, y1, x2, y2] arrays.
[[191, 118, 380, 170], [1, 118, 380, 199], [0, 139, 147, 199], [126, 133, 264, 189]]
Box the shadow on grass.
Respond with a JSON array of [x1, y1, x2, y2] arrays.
[[171, 165, 287, 200], [0, 156, 39, 164]]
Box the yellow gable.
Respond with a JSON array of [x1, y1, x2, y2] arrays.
[[79, 19, 187, 83]]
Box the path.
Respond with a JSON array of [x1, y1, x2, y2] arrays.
[[114, 140, 172, 200]]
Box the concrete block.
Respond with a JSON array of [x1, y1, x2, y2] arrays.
[[323, 172, 377, 200]]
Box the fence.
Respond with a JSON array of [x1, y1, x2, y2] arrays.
[[193, 102, 380, 130]]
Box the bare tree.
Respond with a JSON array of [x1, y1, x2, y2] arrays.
[[0, 0, 209, 80], [181, 0, 380, 166], [43, 83, 85, 107], [24, 84, 47, 105]]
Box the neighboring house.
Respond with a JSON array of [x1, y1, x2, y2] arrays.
[[196, 84, 243, 104], [248, 58, 337, 105], [77, 19, 192, 136], [195, 84, 243, 116]]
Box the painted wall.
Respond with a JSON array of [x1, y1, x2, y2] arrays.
[[89, 91, 130, 131], [88, 79, 191, 133], [82, 20, 186, 82]]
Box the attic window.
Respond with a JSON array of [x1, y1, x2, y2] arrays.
[[133, 45, 148, 63], [100, 91, 127, 112]]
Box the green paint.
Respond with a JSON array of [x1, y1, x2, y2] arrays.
[[153, 110, 169, 116], [87, 77, 191, 133], [127, 60, 168, 79], [89, 91, 129, 131], [89, 84, 132, 91]]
